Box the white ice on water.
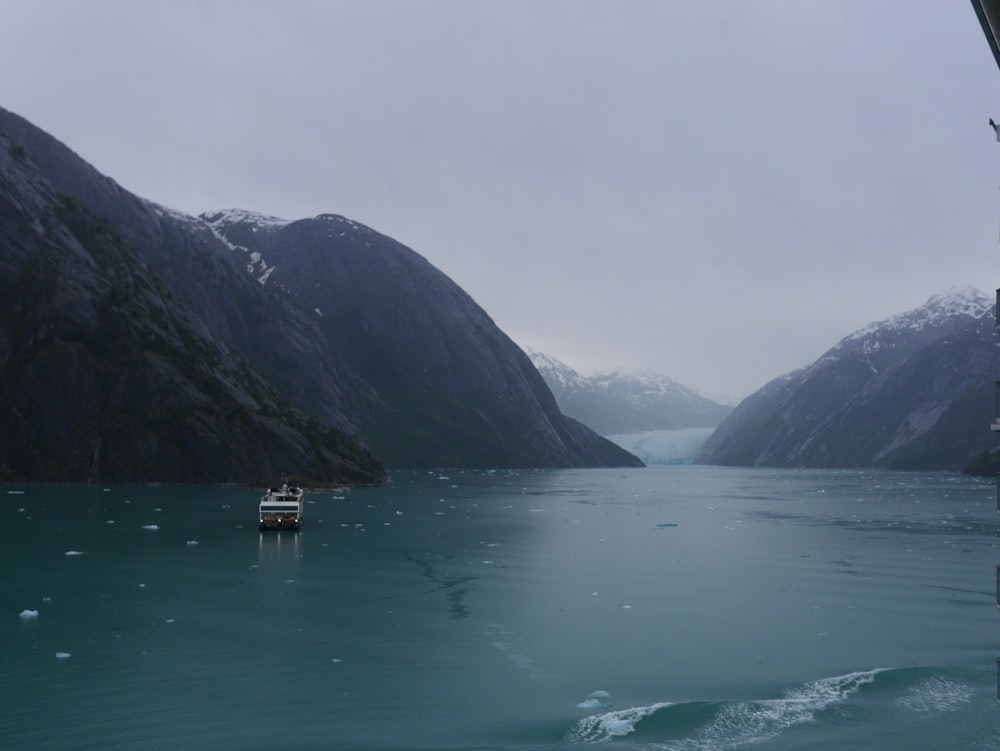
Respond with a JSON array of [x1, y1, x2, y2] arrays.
[[19, 609, 38, 619]]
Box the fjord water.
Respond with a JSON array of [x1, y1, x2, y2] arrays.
[[4, 467, 1000, 750]]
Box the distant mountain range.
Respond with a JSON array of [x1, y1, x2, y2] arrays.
[[699, 287, 1000, 473], [0, 106, 640, 483], [526, 348, 732, 435]]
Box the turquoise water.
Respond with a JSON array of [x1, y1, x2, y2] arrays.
[[3, 467, 1000, 749]]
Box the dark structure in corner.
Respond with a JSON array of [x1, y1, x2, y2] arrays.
[[970, 0, 1000, 703]]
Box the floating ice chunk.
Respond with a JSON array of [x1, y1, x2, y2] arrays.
[[621, 605, 632, 609], [186, 540, 199, 546], [17, 507, 25, 512], [65, 550, 85, 556], [19, 609, 38, 619], [7, 490, 25, 495], [55, 652, 71, 659], [141, 525, 159, 531], [577, 689, 612, 710], [139, 583, 146, 589], [106, 520, 115, 524]]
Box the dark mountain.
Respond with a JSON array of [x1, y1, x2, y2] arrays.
[[0, 126, 383, 484], [526, 349, 732, 434], [698, 288, 1000, 471], [0, 106, 639, 477], [0, 108, 367, 440], [200, 211, 641, 468]]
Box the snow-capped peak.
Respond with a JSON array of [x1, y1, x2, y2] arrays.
[[200, 208, 290, 230], [923, 285, 992, 317], [846, 286, 991, 345]]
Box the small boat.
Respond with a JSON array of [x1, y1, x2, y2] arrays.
[[259, 483, 304, 530]]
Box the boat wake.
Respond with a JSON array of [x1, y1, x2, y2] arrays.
[[565, 668, 973, 748]]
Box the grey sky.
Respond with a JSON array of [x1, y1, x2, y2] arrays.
[[2, 0, 998, 402]]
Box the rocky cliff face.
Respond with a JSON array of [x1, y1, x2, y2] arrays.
[[698, 288, 1000, 471], [0, 127, 384, 484], [527, 349, 732, 435], [0, 106, 640, 476], [201, 211, 641, 468]]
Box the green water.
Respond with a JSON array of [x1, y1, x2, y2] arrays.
[[3, 467, 1000, 749]]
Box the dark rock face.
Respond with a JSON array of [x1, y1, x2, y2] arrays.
[[527, 349, 732, 435], [698, 289, 1000, 471], [0, 106, 639, 476], [202, 212, 642, 469], [0, 128, 384, 484], [0, 108, 366, 439]]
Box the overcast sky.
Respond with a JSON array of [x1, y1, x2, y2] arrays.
[[2, 1, 1000, 402]]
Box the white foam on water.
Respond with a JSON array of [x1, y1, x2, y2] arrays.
[[685, 670, 884, 750], [896, 676, 972, 713], [567, 702, 672, 742], [566, 669, 884, 748], [19, 609, 38, 619]]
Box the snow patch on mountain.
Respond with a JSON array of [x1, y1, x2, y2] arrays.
[[845, 286, 990, 345], [200, 209, 284, 286], [202, 208, 290, 229]]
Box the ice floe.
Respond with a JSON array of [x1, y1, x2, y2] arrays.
[[576, 689, 612, 710], [19, 609, 38, 619]]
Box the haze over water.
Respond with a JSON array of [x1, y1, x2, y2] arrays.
[[4, 466, 1000, 749]]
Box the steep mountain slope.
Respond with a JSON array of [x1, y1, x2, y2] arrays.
[[0, 107, 368, 439], [0, 106, 639, 472], [0, 127, 384, 484], [527, 349, 732, 434], [202, 211, 642, 468], [699, 288, 1000, 471]]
